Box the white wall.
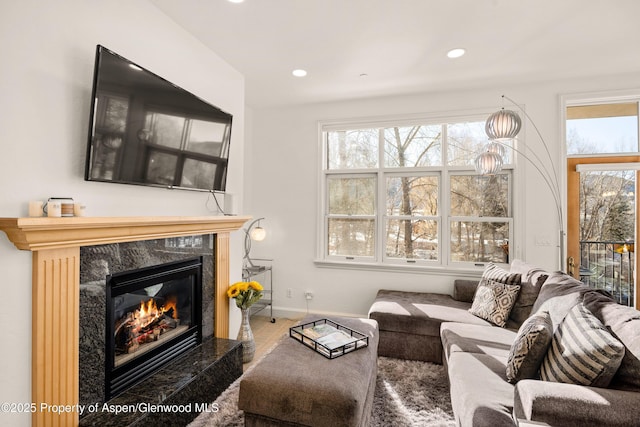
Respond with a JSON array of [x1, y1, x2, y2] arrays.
[[0, 1, 245, 425], [246, 73, 640, 320]]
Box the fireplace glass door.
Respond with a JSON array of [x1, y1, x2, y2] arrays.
[[106, 257, 202, 399]]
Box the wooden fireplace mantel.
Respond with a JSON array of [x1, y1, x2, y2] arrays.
[[0, 215, 250, 250], [0, 215, 250, 427]]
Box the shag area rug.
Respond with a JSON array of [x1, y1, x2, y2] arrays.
[[188, 356, 455, 427]]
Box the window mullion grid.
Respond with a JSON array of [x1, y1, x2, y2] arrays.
[[376, 128, 385, 263], [442, 124, 451, 266], [321, 114, 514, 270]]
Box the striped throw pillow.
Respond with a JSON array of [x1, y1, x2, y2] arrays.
[[479, 263, 521, 287], [540, 302, 625, 387]]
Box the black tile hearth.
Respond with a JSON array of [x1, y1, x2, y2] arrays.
[[79, 336, 242, 426]]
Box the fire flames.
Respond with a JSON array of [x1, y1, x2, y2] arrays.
[[136, 297, 178, 327], [115, 296, 180, 355]]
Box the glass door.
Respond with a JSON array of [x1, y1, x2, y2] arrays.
[[565, 99, 639, 308], [567, 159, 638, 308]]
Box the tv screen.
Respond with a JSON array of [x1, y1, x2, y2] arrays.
[[85, 45, 232, 193]]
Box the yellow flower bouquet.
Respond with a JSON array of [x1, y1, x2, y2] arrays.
[[227, 281, 263, 309]]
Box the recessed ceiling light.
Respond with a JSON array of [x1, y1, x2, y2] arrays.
[[292, 69, 307, 77], [228, 0, 244, 3], [447, 48, 466, 59]]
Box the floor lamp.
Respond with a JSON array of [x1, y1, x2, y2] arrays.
[[475, 95, 565, 271]]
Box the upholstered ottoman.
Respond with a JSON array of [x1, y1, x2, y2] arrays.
[[238, 316, 379, 427]]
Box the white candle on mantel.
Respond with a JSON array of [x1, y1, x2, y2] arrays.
[[28, 201, 44, 217], [47, 201, 62, 217], [74, 203, 86, 217]]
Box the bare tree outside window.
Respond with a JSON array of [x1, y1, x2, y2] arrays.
[[323, 117, 512, 266], [450, 174, 510, 263], [386, 175, 439, 259], [580, 171, 635, 242], [327, 129, 378, 169], [384, 125, 441, 260]]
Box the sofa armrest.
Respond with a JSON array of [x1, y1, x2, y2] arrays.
[[514, 379, 640, 426], [453, 279, 478, 303]]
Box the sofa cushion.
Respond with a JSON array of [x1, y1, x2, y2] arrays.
[[469, 280, 521, 327], [508, 259, 549, 326], [453, 279, 479, 303], [369, 289, 490, 338], [540, 302, 625, 387], [514, 379, 640, 427], [447, 352, 516, 427], [582, 291, 640, 391], [441, 322, 516, 360], [530, 271, 590, 331], [506, 310, 553, 383]]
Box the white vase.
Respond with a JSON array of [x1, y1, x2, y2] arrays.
[[237, 308, 255, 363]]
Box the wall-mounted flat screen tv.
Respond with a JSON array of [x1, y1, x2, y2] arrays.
[[85, 45, 232, 193]]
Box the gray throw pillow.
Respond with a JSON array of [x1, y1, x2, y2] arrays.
[[506, 310, 553, 383], [469, 279, 521, 327], [540, 302, 625, 387], [508, 259, 549, 325]]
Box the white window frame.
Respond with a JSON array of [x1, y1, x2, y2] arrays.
[[325, 172, 378, 262], [316, 111, 516, 272]]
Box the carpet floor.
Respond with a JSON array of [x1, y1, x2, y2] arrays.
[[188, 356, 455, 427]]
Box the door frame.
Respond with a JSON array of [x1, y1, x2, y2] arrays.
[[567, 155, 640, 309]]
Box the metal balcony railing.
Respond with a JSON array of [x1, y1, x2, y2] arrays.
[[579, 240, 635, 307]]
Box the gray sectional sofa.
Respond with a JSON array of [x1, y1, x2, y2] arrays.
[[368, 260, 640, 426]]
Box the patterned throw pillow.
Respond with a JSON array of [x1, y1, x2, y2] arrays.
[[540, 302, 625, 387], [506, 311, 553, 383], [469, 279, 521, 327]]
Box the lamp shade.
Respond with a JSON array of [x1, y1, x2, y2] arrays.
[[249, 226, 266, 241], [485, 109, 522, 141], [486, 141, 505, 157], [475, 151, 503, 175]]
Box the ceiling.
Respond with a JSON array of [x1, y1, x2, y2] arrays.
[[151, 0, 640, 109]]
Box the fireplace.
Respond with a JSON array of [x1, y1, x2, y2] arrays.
[[0, 215, 249, 427], [105, 257, 203, 399]]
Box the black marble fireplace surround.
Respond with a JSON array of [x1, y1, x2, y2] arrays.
[[78, 235, 242, 425]]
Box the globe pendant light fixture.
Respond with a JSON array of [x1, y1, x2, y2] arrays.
[[474, 150, 503, 175], [475, 140, 507, 175], [486, 141, 505, 157], [485, 108, 522, 141]]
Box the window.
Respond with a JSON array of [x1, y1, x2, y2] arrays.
[[320, 115, 514, 269], [566, 102, 639, 155]]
